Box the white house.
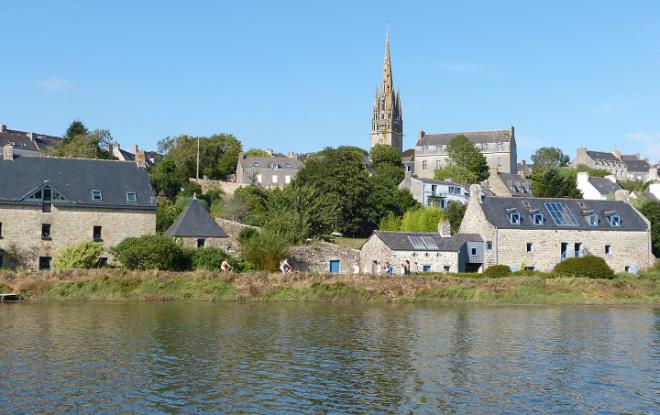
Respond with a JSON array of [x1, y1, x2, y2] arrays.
[[576, 172, 621, 200]]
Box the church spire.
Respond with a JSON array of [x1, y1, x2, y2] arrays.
[[381, 30, 393, 98], [370, 30, 402, 153]]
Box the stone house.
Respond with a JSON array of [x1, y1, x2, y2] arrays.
[[165, 196, 229, 249], [0, 145, 156, 270], [359, 231, 483, 274], [398, 175, 468, 208], [288, 242, 360, 274], [481, 169, 533, 197], [0, 122, 61, 157], [576, 172, 621, 200], [414, 127, 517, 178], [573, 148, 656, 182], [235, 152, 303, 188], [109, 143, 161, 167], [459, 184, 654, 273]]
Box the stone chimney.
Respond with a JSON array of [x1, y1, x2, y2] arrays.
[[135, 150, 146, 168], [131, 144, 138, 155], [614, 189, 630, 202], [3, 144, 14, 161], [518, 160, 527, 178], [266, 148, 274, 157], [437, 218, 451, 238], [648, 166, 659, 182], [418, 130, 425, 141], [0, 123, 6, 133], [27, 132, 34, 142], [612, 150, 622, 160], [469, 184, 483, 204]]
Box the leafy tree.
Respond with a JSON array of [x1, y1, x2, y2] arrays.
[[48, 129, 114, 159], [370, 144, 401, 168], [575, 165, 611, 178], [245, 148, 270, 157], [261, 186, 314, 244], [239, 230, 290, 272], [149, 158, 186, 199], [618, 180, 652, 194], [112, 235, 190, 270], [434, 165, 479, 186], [364, 172, 418, 233], [63, 120, 89, 141], [54, 241, 104, 269], [446, 201, 467, 234], [400, 207, 445, 232], [233, 184, 270, 226], [443, 135, 489, 183], [531, 147, 570, 170], [379, 212, 402, 231], [531, 167, 582, 198], [159, 134, 243, 180], [373, 165, 405, 188], [639, 201, 660, 257], [156, 200, 182, 233]]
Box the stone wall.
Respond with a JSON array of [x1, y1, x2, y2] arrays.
[[288, 242, 360, 274], [189, 178, 243, 196], [176, 236, 229, 250], [0, 203, 155, 269], [214, 218, 259, 250], [359, 235, 459, 274]]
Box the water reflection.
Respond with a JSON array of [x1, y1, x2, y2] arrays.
[[0, 303, 657, 414]]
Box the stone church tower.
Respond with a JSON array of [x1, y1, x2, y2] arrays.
[[370, 31, 403, 153]]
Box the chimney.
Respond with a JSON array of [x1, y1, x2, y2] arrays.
[[266, 148, 273, 157], [648, 166, 659, 182], [518, 160, 527, 178], [469, 184, 483, 204], [437, 218, 451, 238], [418, 130, 425, 141], [27, 132, 34, 142], [614, 189, 630, 202], [135, 150, 146, 168], [131, 144, 138, 155], [0, 123, 6, 133], [612, 150, 622, 160], [107, 143, 113, 153], [3, 144, 14, 161]]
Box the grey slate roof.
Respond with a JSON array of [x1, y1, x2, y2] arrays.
[[0, 129, 61, 153], [498, 172, 533, 195], [0, 156, 156, 209], [481, 197, 648, 231], [372, 231, 482, 251], [622, 158, 650, 172], [165, 198, 228, 238], [239, 156, 302, 171], [586, 151, 620, 162], [588, 177, 621, 196], [417, 129, 512, 146]]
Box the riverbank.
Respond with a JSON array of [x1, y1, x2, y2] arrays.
[[0, 270, 657, 304]]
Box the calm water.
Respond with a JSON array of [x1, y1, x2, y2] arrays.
[[0, 303, 657, 414]]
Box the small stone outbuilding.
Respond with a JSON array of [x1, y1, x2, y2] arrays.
[[165, 197, 229, 249], [288, 242, 360, 274]]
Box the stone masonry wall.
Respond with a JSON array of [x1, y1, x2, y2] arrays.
[[360, 236, 459, 274], [177, 236, 229, 250], [189, 178, 243, 196], [0, 203, 155, 269], [288, 242, 360, 274]]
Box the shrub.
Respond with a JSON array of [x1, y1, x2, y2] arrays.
[[238, 227, 258, 245], [190, 247, 248, 271], [484, 265, 512, 278], [112, 235, 190, 271], [552, 256, 615, 279], [240, 231, 289, 272], [54, 241, 105, 269]]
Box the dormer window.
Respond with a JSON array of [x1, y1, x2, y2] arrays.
[[127, 192, 137, 202], [587, 213, 599, 226], [607, 213, 621, 227], [532, 212, 544, 225], [508, 209, 521, 225], [91, 190, 103, 201]]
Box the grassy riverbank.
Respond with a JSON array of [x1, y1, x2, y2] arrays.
[[0, 269, 657, 304]]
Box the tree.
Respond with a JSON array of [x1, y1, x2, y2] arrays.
[[245, 148, 270, 157], [434, 165, 479, 186], [54, 241, 104, 269], [639, 201, 660, 257], [531, 147, 570, 170], [112, 235, 190, 270], [400, 207, 445, 232], [444, 135, 489, 183], [159, 134, 243, 180], [379, 212, 402, 231], [370, 144, 401, 168], [575, 165, 611, 178], [48, 129, 114, 159], [531, 167, 582, 198], [63, 120, 89, 141], [233, 184, 270, 226], [149, 158, 186, 199], [446, 201, 467, 234]]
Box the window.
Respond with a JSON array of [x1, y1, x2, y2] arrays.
[[486, 241, 493, 251], [126, 192, 137, 202], [605, 245, 612, 255], [532, 213, 544, 225], [422, 265, 431, 272], [544, 202, 579, 226], [526, 243, 533, 252], [272, 175, 278, 184], [197, 238, 205, 248], [272, 164, 279, 170], [524, 266, 535, 271], [497, 158, 503, 167], [0, 254, 3, 268], [497, 142, 504, 151], [443, 266, 451, 272], [93, 226, 102, 242], [39, 256, 52, 272], [431, 184, 437, 194], [41, 224, 51, 240], [607, 213, 621, 227], [471, 247, 477, 256], [588, 213, 599, 226], [449, 186, 462, 195], [91, 190, 103, 201], [422, 160, 428, 170], [508, 210, 521, 224], [0, 222, 2, 238], [435, 160, 442, 169], [285, 175, 291, 184], [97, 257, 108, 267]]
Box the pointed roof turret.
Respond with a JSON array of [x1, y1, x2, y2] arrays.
[[381, 30, 394, 98], [165, 198, 228, 238]]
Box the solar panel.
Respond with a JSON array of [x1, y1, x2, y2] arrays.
[[544, 202, 578, 226], [408, 235, 439, 250]]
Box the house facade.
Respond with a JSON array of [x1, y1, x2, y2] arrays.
[[398, 175, 468, 208], [573, 148, 656, 182], [414, 127, 517, 178], [0, 145, 156, 270], [481, 169, 533, 197], [235, 153, 303, 188], [576, 172, 621, 200], [459, 184, 654, 273]]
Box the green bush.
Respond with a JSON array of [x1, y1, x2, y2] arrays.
[[112, 235, 190, 271], [552, 256, 615, 279], [190, 247, 249, 272], [240, 231, 289, 272], [54, 241, 105, 270], [484, 265, 512, 278], [238, 227, 258, 245]]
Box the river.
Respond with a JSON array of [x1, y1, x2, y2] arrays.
[[0, 303, 657, 414]]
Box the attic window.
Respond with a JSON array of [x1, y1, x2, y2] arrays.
[[508, 209, 521, 225], [588, 213, 599, 226], [126, 192, 137, 202], [91, 190, 103, 201], [607, 213, 621, 227], [532, 212, 544, 225]]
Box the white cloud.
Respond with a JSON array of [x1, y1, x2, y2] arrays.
[[37, 78, 72, 91], [437, 62, 482, 74], [627, 132, 660, 161]]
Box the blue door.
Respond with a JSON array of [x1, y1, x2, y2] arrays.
[[329, 260, 340, 273], [422, 265, 431, 273]]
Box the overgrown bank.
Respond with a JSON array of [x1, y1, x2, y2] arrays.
[[0, 270, 657, 304]]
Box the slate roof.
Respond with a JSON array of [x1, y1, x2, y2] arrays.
[[622, 158, 650, 172], [165, 198, 228, 238], [0, 128, 62, 153], [588, 177, 621, 196], [481, 197, 648, 231], [372, 231, 482, 251], [586, 151, 620, 162], [0, 156, 156, 209], [417, 129, 512, 146], [239, 156, 302, 171]]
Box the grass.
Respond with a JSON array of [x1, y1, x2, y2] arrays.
[[329, 237, 368, 250], [0, 269, 657, 304]]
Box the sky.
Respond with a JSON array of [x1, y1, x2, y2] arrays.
[[1, 1, 659, 162]]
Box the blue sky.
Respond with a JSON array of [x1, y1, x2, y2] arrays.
[[2, 1, 659, 162]]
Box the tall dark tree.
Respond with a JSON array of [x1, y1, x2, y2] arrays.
[[639, 201, 660, 257], [63, 120, 89, 141], [531, 147, 570, 170], [48, 129, 114, 159], [444, 135, 489, 182], [160, 134, 243, 180], [531, 167, 582, 198]]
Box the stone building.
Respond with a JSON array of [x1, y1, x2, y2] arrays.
[[573, 148, 656, 182], [398, 175, 468, 208], [165, 196, 228, 249], [459, 184, 654, 273], [359, 231, 483, 274], [576, 172, 621, 200], [109, 143, 162, 167], [289, 242, 360, 274], [0, 145, 156, 270], [414, 127, 517, 178], [235, 153, 303, 188], [0, 122, 61, 157], [481, 169, 533, 197], [370, 31, 403, 153]]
